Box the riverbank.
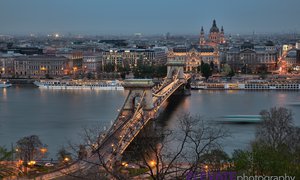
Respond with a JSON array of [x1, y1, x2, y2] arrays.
[[2, 78, 35, 84]]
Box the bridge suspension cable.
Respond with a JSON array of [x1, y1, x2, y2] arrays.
[[115, 92, 146, 154], [95, 91, 146, 152], [36, 72, 191, 179], [153, 70, 180, 97]]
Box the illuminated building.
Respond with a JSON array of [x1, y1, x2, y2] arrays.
[[102, 48, 167, 71], [168, 20, 225, 73], [200, 19, 226, 47], [14, 55, 68, 78], [0, 52, 22, 77], [285, 49, 297, 67], [226, 41, 278, 73], [82, 53, 102, 73], [168, 45, 218, 72], [64, 51, 83, 74], [199, 27, 205, 45]]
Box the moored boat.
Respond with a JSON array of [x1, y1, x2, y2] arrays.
[[191, 84, 207, 89], [33, 79, 124, 90], [0, 80, 12, 88], [191, 81, 300, 90]]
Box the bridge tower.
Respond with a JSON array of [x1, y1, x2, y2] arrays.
[[166, 59, 191, 95], [122, 79, 155, 116], [166, 60, 185, 83]]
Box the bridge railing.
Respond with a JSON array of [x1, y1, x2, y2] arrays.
[[97, 75, 189, 154], [95, 91, 146, 154], [38, 75, 191, 179], [115, 107, 144, 151], [130, 91, 146, 123], [94, 90, 136, 152], [116, 110, 148, 155], [153, 79, 183, 107], [116, 79, 186, 155]]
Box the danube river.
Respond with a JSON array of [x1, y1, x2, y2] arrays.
[[1, 85, 300, 158]]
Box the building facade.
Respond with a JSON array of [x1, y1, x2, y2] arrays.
[[82, 53, 102, 73], [285, 49, 297, 67], [55, 50, 84, 75], [226, 41, 278, 73], [14, 55, 68, 78], [169, 20, 225, 73], [168, 46, 218, 72], [101, 48, 167, 71], [0, 52, 23, 77]]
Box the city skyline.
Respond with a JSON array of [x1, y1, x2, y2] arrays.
[[0, 0, 300, 35]]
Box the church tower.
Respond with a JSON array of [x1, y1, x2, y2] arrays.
[[219, 26, 225, 44], [199, 26, 205, 46], [209, 19, 220, 44]]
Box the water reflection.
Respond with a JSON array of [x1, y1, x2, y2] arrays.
[[277, 93, 287, 106], [0, 87, 126, 158], [1, 88, 7, 101]]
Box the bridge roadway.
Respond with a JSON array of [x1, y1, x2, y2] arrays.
[[37, 77, 189, 180]]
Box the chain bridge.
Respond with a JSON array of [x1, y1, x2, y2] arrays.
[[38, 60, 191, 179]]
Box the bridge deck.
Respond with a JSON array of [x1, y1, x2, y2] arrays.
[[37, 76, 190, 179]]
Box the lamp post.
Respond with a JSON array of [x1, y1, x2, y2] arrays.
[[63, 157, 70, 163]]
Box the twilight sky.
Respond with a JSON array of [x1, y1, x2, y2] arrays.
[[0, 0, 299, 35]]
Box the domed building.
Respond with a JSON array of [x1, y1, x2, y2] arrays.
[[168, 20, 225, 73], [200, 19, 226, 47]]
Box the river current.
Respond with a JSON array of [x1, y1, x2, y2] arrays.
[[0, 86, 299, 158]]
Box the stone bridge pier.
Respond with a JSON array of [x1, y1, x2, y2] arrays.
[[166, 60, 185, 83], [121, 79, 155, 117], [166, 60, 191, 95]]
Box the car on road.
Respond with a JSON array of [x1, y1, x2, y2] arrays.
[[44, 163, 54, 167]]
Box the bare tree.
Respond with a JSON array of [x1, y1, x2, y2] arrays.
[[16, 135, 47, 163], [177, 114, 229, 178], [62, 113, 228, 180], [125, 127, 184, 180], [124, 113, 229, 180], [288, 127, 300, 152], [64, 125, 128, 180], [233, 107, 300, 176], [257, 107, 295, 149]]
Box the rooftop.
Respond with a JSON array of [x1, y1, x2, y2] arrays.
[[15, 55, 68, 61], [210, 20, 220, 33]]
